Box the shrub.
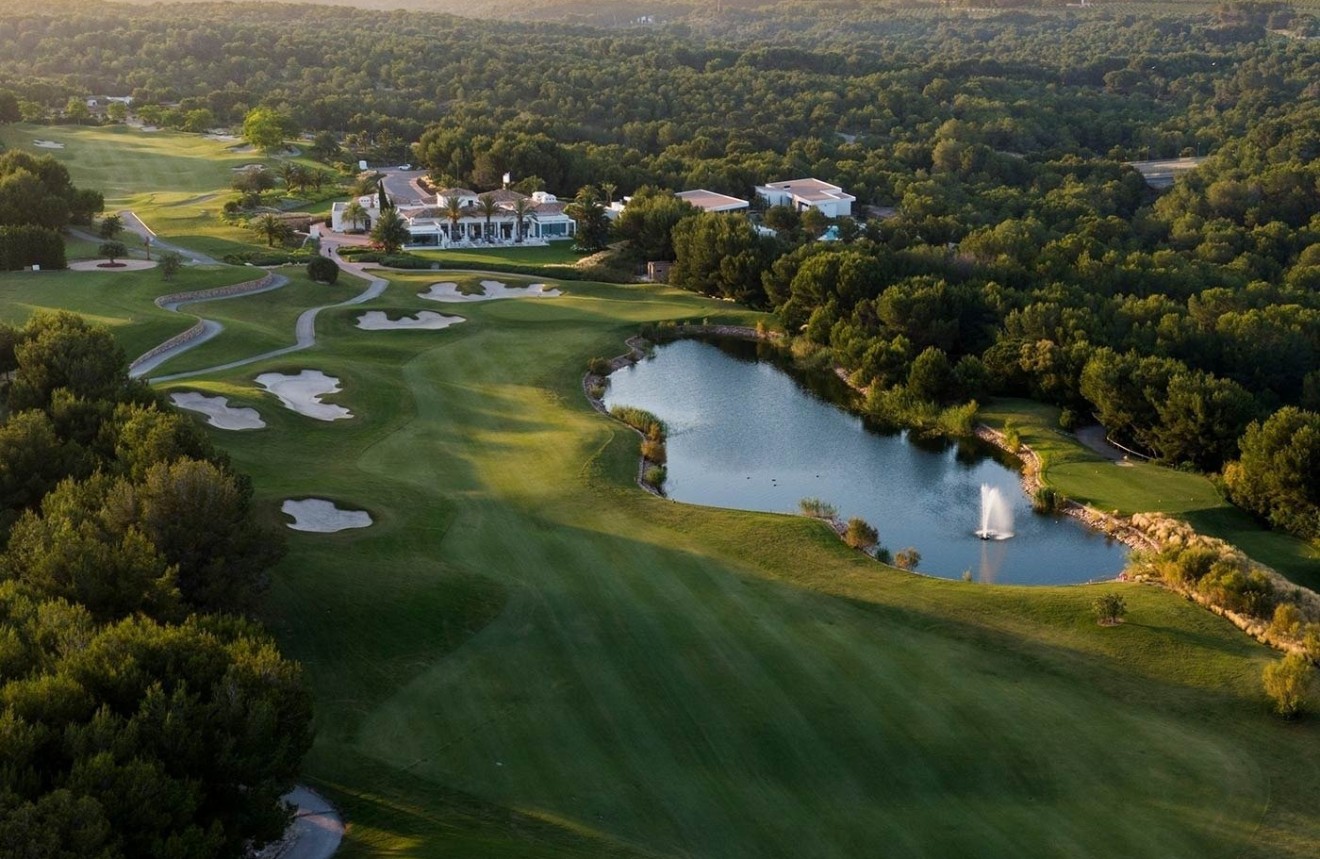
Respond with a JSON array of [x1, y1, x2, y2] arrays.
[[1001, 421, 1021, 453], [158, 251, 184, 281], [0, 225, 66, 270], [1270, 603, 1304, 639], [643, 465, 667, 487], [1092, 592, 1127, 626], [587, 383, 606, 400], [609, 405, 665, 440], [843, 517, 878, 551], [798, 497, 838, 520], [1303, 623, 1320, 662], [98, 240, 127, 263], [307, 255, 339, 284], [640, 437, 666, 464], [1032, 486, 1063, 514], [894, 547, 921, 570], [587, 357, 612, 376], [1058, 407, 1080, 431], [875, 546, 893, 565], [1263, 653, 1314, 718]]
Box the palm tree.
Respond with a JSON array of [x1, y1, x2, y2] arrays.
[[599, 182, 618, 207], [343, 200, 367, 232], [445, 195, 464, 244], [511, 197, 532, 243], [477, 194, 500, 243], [370, 208, 411, 255], [252, 214, 288, 247], [278, 162, 302, 194], [565, 186, 608, 252]]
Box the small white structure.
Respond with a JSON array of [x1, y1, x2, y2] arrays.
[[755, 178, 855, 218], [675, 189, 750, 213], [330, 186, 577, 247]]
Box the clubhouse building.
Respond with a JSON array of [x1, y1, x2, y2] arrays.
[[330, 187, 577, 247]]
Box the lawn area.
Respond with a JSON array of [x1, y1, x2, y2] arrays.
[[980, 398, 1320, 589], [410, 243, 588, 268], [17, 274, 1293, 858], [0, 261, 262, 362], [5, 264, 1320, 855], [0, 123, 311, 258]]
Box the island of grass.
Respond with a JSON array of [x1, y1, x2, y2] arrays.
[[6, 250, 1318, 857]]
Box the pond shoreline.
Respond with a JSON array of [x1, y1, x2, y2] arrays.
[[585, 326, 1133, 582]]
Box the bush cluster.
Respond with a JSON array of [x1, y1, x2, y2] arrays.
[[0, 224, 65, 270]]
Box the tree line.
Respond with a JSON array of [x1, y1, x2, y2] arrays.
[[0, 311, 312, 856]]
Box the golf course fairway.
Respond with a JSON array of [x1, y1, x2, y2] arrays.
[[4, 259, 1320, 858]]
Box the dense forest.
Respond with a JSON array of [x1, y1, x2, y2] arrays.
[[0, 0, 1317, 535]]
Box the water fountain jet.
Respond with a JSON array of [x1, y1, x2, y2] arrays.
[[976, 484, 1014, 540]]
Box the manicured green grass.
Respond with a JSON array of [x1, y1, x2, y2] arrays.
[[7, 257, 1320, 855], [0, 123, 301, 256], [0, 262, 261, 361], [148, 270, 365, 376], [410, 244, 588, 268], [980, 399, 1320, 588], [71, 277, 1306, 859]]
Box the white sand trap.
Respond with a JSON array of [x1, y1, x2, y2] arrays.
[[170, 392, 265, 430], [282, 498, 372, 533], [356, 310, 465, 331], [33, 139, 65, 149], [256, 370, 353, 421], [418, 280, 562, 303]]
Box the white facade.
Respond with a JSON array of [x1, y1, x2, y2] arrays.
[[330, 187, 577, 247], [755, 178, 855, 218], [675, 189, 750, 213]]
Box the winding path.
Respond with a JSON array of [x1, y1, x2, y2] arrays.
[[118, 211, 221, 266], [149, 272, 385, 382], [128, 275, 291, 379]]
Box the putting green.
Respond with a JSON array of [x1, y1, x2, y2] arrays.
[[96, 271, 1314, 858]]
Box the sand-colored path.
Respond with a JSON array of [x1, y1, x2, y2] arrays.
[[129, 275, 291, 379], [150, 269, 386, 383], [69, 259, 158, 272]]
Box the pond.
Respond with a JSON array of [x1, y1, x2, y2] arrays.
[[602, 339, 1128, 585]]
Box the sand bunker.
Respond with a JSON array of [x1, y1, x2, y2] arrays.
[[356, 310, 465, 331], [170, 392, 265, 430], [282, 498, 372, 533], [33, 139, 65, 149], [256, 370, 353, 421], [418, 280, 562, 303]]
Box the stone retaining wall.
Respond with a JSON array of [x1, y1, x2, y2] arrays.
[[129, 274, 277, 373], [155, 272, 275, 310]]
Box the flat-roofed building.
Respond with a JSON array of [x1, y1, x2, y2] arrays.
[[675, 189, 750, 213], [755, 178, 855, 218]]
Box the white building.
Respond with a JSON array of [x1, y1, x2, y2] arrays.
[[330, 187, 577, 247], [675, 189, 750, 213], [754, 178, 855, 218]]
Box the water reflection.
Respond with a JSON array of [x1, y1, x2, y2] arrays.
[[603, 339, 1127, 585]]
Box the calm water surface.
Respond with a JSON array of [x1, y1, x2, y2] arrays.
[[603, 339, 1128, 585]]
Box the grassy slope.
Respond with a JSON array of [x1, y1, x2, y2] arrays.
[[102, 274, 1314, 859], [410, 245, 589, 268], [0, 263, 263, 361], [979, 399, 1320, 589], [0, 123, 296, 258]]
